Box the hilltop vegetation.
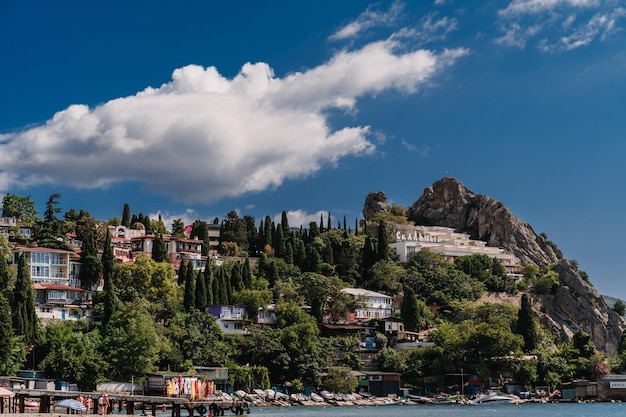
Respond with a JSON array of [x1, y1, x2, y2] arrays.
[[1, 190, 626, 393]]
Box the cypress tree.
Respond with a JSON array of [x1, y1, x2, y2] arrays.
[[177, 259, 187, 286], [78, 228, 103, 289], [281, 211, 290, 235], [263, 215, 273, 250], [195, 269, 207, 311], [319, 214, 324, 233], [327, 212, 332, 231], [183, 261, 195, 312], [401, 286, 422, 332], [268, 261, 279, 288], [360, 235, 377, 285], [151, 234, 168, 263], [102, 231, 122, 326], [516, 293, 539, 352], [231, 262, 243, 292], [121, 204, 131, 227], [204, 262, 213, 306], [219, 267, 229, 305], [212, 266, 221, 305], [276, 225, 286, 259], [0, 252, 8, 290], [377, 221, 388, 261], [0, 293, 13, 364], [242, 258, 252, 288], [12, 253, 37, 343]]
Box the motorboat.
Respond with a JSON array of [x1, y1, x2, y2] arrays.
[[310, 392, 325, 402], [471, 394, 516, 405]]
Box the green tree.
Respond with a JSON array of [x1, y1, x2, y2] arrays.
[[40, 321, 108, 390], [1, 194, 38, 225], [171, 219, 185, 238], [516, 294, 539, 352], [323, 366, 357, 393], [613, 299, 626, 317], [195, 269, 208, 311], [183, 261, 195, 312], [376, 221, 389, 261], [401, 286, 424, 332], [151, 234, 168, 263], [102, 232, 122, 326], [0, 293, 14, 364], [103, 300, 162, 380], [177, 259, 187, 286], [121, 204, 131, 227], [12, 253, 37, 344], [78, 227, 103, 289]]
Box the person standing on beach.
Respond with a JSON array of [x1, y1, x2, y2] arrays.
[[84, 396, 93, 415], [76, 395, 84, 416]]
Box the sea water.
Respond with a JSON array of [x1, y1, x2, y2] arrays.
[[244, 402, 625, 417]]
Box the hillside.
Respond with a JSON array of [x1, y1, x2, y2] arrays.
[[365, 177, 625, 354]]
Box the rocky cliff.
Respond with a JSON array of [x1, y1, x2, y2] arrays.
[[364, 177, 625, 353]]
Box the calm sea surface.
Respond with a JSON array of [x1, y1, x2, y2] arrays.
[[243, 402, 625, 417]]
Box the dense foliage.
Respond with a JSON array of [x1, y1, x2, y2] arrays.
[[0, 194, 624, 394]]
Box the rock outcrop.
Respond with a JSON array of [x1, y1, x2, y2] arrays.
[[362, 191, 388, 221], [406, 177, 560, 266], [399, 177, 625, 353]]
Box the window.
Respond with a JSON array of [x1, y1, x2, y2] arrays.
[[31, 252, 50, 264], [31, 266, 50, 277]]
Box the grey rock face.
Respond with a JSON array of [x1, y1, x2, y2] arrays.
[[362, 191, 388, 221], [403, 177, 625, 353]]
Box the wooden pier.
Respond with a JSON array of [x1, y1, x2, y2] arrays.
[[6, 389, 251, 416]]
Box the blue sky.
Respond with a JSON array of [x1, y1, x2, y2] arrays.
[[1, 0, 625, 299]]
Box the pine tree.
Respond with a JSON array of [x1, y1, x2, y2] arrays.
[[516, 293, 539, 352], [195, 269, 207, 311], [121, 204, 131, 227], [12, 253, 37, 343], [102, 232, 122, 326]]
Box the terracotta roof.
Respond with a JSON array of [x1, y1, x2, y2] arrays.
[[12, 246, 74, 254], [33, 283, 84, 291]]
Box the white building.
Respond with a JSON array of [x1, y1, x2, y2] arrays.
[[389, 225, 522, 277], [341, 288, 394, 321], [11, 246, 90, 321]]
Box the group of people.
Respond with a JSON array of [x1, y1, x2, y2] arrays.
[[75, 393, 107, 415]]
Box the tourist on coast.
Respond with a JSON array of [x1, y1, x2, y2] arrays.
[[84, 396, 93, 415], [98, 393, 109, 415], [76, 395, 84, 416]]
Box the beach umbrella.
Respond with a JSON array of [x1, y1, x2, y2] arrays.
[[0, 387, 15, 398], [55, 399, 87, 411]]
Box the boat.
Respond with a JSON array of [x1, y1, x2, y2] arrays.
[[310, 392, 325, 402], [319, 390, 335, 400], [471, 394, 516, 405]]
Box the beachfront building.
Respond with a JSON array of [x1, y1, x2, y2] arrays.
[[10, 246, 90, 321], [389, 225, 522, 278], [341, 288, 394, 321]]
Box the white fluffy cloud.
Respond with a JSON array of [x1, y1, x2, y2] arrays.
[[0, 37, 466, 204]]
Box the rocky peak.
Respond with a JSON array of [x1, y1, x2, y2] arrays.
[[362, 191, 388, 221], [390, 177, 624, 353], [406, 177, 560, 266]]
